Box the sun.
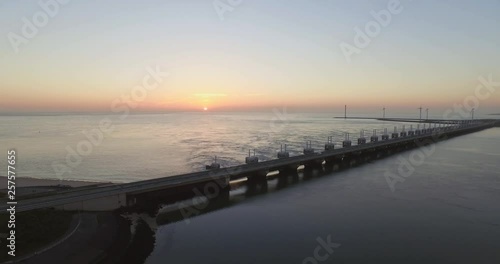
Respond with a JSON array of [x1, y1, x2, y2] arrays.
[[203, 107, 208, 111]]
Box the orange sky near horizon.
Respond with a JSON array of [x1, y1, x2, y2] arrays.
[[1, 1, 499, 115]]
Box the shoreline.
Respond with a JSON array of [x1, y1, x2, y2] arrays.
[[0, 176, 112, 189]]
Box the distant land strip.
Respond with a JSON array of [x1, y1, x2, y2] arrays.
[[334, 117, 500, 124], [334, 117, 441, 122]]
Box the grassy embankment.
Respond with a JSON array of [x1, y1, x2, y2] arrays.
[[0, 209, 74, 262]]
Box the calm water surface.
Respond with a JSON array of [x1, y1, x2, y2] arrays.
[[146, 128, 500, 264], [0, 112, 422, 182]]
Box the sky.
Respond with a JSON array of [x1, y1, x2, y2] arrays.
[[0, 0, 499, 116]]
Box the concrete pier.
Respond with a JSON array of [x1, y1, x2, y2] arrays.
[[278, 144, 290, 159], [343, 133, 352, 148], [400, 125, 407, 137], [358, 130, 367, 145], [325, 136, 335, 151], [382, 128, 389, 140], [245, 150, 259, 164], [391, 126, 399, 139], [370, 129, 378, 143], [303, 141, 315, 155]]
